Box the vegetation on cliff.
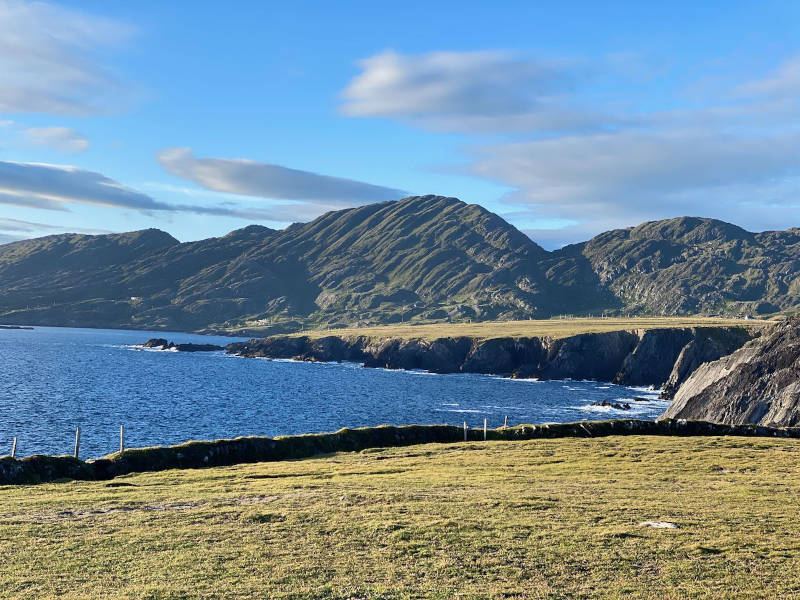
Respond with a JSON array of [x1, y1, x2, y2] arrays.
[[0, 195, 798, 331]]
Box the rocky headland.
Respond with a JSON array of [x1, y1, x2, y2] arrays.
[[222, 326, 755, 392], [661, 317, 800, 425]]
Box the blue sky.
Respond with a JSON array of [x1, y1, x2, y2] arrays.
[[2, 0, 800, 248]]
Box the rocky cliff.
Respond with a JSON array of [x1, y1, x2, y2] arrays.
[[661, 318, 800, 425], [226, 326, 755, 389]]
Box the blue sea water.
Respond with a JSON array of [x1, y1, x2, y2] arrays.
[[0, 326, 670, 458]]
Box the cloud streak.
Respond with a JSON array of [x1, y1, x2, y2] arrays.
[[24, 127, 90, 153], [157, 147, 406, 204], [0, 159, 315, 220], [0, 0, 134, 115], [341, 50, 605, 132]]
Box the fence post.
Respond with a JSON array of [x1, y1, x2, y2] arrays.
[[11, 437, 17, 459], [119, 425, 125, 455], [74, 427, 81, 459], [504, 415, 508, 429], [484, 418, 487, 441], [463, 421, 468, 442]]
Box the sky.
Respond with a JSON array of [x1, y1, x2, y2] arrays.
[[1, 0, 800, 249]]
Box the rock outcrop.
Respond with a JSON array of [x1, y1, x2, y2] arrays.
[[226, 326, 757, 389], [661, 318, 800, 425], [141, 338, 224, 352]]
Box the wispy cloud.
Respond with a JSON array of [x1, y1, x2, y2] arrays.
[[341, 50, 605, 133], [24, 127, 90, 153], [157, 147, 407, 204], [0, 0, 134, 115], [0, 160, 169, 211], [0, 159, 313, 220], [737, 55, 800, 99]]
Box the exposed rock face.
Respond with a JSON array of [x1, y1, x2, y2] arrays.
[[226, 326, 756, 388], [661, 318, 800, 425], [660, 328, 755, 398]]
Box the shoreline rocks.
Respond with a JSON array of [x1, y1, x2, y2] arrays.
[[141, 338, 224, 352]]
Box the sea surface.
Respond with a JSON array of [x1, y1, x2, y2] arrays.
[[1, 326, 670, 458]]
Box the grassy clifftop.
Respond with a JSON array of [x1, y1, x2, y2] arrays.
[[282, 316, 770, 342], [2, 435, 799, 598]]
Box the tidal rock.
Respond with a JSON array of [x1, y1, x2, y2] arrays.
[[660, 318, 800, 426], [141, 338, 223, 352], [590, 401, 632, 410], [172, 343, 224, 352]]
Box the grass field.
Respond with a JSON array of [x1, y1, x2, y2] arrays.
[[291, 316, 769, 341], [2, 435, 799, 599]]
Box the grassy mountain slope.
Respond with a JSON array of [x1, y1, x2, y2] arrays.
[[547, 217, 800, 316], [0, 197, 798, 331]]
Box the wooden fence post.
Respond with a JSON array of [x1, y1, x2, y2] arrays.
[[504, 415, 508, 429], [11, 437, 17, 459], [74, 427, 81, 459], [463, 421, 468, 442], [484, 418, 487, 441], [120, 425, 125, 455]]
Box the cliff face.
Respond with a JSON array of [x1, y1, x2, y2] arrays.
[[226, 326, 755, 389], [661, 318, 800, 425]]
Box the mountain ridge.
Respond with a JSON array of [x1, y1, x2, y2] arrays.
[[1, 195, 798, 331]]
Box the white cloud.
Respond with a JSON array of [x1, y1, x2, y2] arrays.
[[24, 127, 90, 153], [473, 130, 800, 245], [0, 0, 134, 115], [341, 50, 604, 132], [474, 131, 800, 209], [157, 147, 406, 204]]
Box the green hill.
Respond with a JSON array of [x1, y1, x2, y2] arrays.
[[0, 195, 798, 331]]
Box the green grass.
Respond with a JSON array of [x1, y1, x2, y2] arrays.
[[2, 435, 799, 599], [290, 316, 769, 341]]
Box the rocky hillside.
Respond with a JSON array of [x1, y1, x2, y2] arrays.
[[0, 195, 798, 331], [545, 217, 800, 316], [661, 318, 800, 426]]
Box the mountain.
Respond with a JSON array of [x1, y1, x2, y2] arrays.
[[545, 216, 800, 316], [0, 196, 798, 332], [661, 316, 800, 426]]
